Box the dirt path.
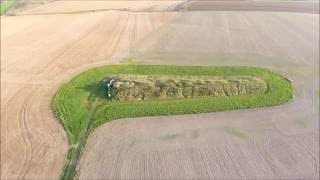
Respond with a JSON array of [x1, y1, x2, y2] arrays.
[[1, 9, 176, 179]]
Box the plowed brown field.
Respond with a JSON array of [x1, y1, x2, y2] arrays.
[[187, 1, 319, 13], [1, 0, 319, 179], [1, 4, 176, 178]]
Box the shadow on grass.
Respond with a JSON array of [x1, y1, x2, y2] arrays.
[[78, 80, 106, 100]]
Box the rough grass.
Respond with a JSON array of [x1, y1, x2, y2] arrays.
[[52, 65, 293, 179], [109, 74, 268, 101]]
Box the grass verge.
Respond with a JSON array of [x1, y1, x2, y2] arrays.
[[52, 65, 293, 179]]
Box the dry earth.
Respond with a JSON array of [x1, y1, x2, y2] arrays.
[[1, 2, 177, 178], [187, 1, 319, 13], [1, 0, 319, 179]]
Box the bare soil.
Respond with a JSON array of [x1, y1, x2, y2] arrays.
[[1, 5, 176, 179], [80, 112, 319, 179], [187, 1, 319, 13]]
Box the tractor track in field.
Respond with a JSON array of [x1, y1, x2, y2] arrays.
[[16, 91, 34, 179], [109, 13, 130, 60]]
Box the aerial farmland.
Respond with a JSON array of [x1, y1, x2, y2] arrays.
[[1, 0, 319, 179]]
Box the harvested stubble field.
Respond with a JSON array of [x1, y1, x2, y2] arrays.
[[1, 0, 319, 179]]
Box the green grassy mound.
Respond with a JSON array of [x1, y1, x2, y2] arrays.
[[52, 65, 293, 179]]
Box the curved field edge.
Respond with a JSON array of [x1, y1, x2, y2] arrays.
[[51, 65, 293, 179]]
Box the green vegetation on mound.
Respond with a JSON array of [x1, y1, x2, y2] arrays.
[[52, 65, 293, 179]]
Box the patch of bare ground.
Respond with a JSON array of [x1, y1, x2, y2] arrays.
[[1, 7, 177, 179], [79, 11, 319, 179]]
